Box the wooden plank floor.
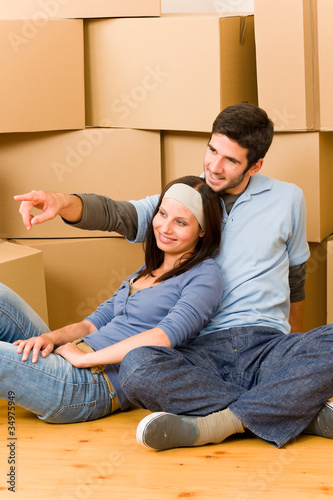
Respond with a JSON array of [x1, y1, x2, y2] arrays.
[[0, 398, 332, 500]]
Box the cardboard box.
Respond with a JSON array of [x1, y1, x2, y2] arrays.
[[0, 128, 161, 239], [327, 237, 333, 324], [255, 0, 333, 131], [0, 0, 160, 19], [0, 240, 48, 324], [254, 0, 317, 131], [0, 20, 85, 133], [85, 14, 257, 132], [304, 241, 327, 331], [162, 131, 210, 185], [317, 0, 333, 130], [262, 132, 333, 242], [16, 238, 144, 330]]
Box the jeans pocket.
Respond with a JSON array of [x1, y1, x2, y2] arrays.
[[42, 400, 97, 424]]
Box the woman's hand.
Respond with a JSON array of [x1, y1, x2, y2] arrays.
[[14, 333, 55, 363], [55, 343, 89, 368]]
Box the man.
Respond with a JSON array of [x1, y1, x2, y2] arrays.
[[15, 103, 333, 450]]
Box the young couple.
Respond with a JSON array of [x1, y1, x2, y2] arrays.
[[7, 103, 333, 450], [0, 175, 223, 422]]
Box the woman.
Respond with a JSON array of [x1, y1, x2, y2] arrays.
[[0, 176, 223, 423]]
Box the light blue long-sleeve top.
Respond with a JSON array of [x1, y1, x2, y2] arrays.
[[84, 259, 222, 348], [83, 259, 223, 408]]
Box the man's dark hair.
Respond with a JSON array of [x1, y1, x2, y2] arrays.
[[212, 103, 274, 169]]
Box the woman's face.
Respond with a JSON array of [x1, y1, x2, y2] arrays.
[[153, 196, 204, 259]]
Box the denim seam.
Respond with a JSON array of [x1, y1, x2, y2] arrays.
[[120, 352, 162, 387], [0, 306, 29, 338], [230, 396, 326, 448], [0, 350, 103, 386]]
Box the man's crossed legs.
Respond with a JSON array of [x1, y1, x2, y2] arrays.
[[119, 326, 333, 450]]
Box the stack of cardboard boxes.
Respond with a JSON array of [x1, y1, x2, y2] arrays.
[[254, 0, 333, 329], [0, 1, 258, 329], [0, 2, 162, 329], [1, 1, 328, 332]]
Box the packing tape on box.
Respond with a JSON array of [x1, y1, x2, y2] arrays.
[[240, 17, 247, 45]]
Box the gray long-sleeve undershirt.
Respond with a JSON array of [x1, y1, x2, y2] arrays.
[[64, 193, 139, 241]]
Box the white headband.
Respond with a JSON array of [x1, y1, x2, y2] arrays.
[[162, 183, 205, 230]]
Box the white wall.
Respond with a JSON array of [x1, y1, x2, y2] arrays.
[[161, 0, 254, 13]]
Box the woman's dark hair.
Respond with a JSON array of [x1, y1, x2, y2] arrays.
[[136, 175, 222, 283], [212, 103, 274, 170]]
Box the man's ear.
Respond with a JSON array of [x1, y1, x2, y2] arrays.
[[248, 158, 263, 177]]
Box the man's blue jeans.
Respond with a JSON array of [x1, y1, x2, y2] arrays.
[[119, 324, 333, 447], [0, 284, 113, 423]]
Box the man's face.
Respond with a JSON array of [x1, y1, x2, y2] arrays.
[[203, 133, 253, 194]]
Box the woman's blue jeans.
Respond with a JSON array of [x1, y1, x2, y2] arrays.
[[119, 324, 333, 447], [0, 284, 114, 423]]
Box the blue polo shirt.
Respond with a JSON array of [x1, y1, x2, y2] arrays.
[[130, 174, 310, 335]]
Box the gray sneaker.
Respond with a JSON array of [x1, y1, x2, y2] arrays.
[[136, 412, 199, 450], [303, 401, 333, 439]]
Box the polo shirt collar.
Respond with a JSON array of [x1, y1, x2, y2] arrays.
[[246, 173, 272, 196]]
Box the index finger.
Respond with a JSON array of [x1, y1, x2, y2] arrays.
[[31, 342, 44, 363], [14, 191, 44, 202], [19, 339, 35, 361]]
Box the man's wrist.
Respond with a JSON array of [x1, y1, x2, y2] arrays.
[[59, 194, 83, 223]]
